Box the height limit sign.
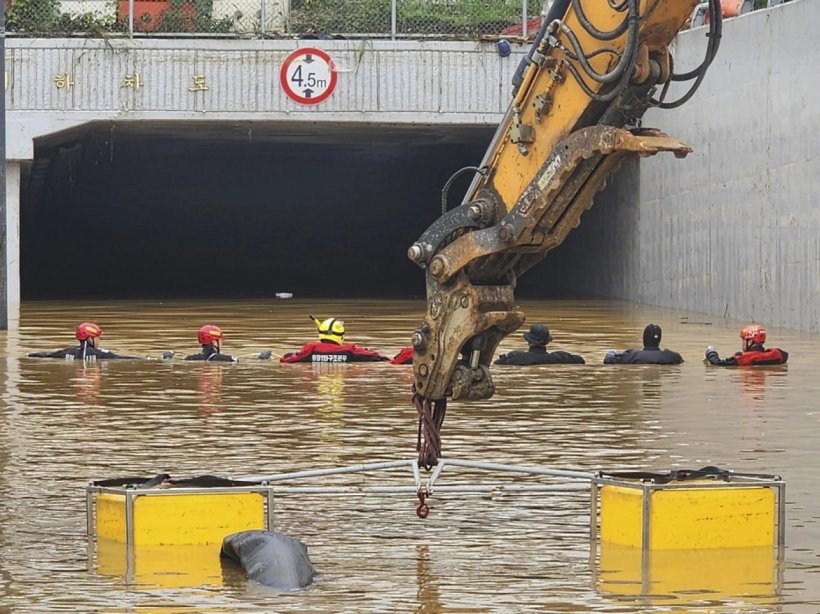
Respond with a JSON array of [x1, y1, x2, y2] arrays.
[[280, 47, 338, 106]]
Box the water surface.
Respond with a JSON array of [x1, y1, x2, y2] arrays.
[[1, 299, 818, 612]]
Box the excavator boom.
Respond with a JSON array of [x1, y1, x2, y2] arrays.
[[407, 0, 722, 468]]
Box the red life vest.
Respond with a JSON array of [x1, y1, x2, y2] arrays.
[[279, 342, 389, 364], [733, 348, 788, 366], [390, 347, 414, 365]]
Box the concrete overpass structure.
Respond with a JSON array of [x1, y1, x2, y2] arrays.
[[4, 38, 522, 319], [4, 0, 820, 332]]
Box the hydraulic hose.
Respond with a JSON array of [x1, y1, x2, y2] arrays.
[[571, 0, 629, 41], [559, 0, 641, 101], [655, 0, 722, 109], [512, 0, 572, 95], [555, 0, 638, 86], [441, 166, 488, 214]]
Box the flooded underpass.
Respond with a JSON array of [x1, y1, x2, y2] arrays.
[[5, 115, 820, 613], [2, 298, 820, 612], [21, 121, 511, 299]]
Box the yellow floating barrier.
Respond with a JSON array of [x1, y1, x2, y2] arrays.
[[86, 476, 271, 547], [590, 468, 785, 551], [591, 468, 785, 605]]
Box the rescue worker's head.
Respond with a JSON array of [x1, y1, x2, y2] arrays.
[[76, 322, 102, 348], [198, 324, 224, 352], [643, 324, 662, 349], [312, 315, 345, 345], [523, 324, 552, 347], [740, 324, 766, 351]]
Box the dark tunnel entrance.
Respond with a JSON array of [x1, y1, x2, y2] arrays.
[[21, 120, 585, 300]]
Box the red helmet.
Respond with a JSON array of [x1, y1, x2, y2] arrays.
[[740, 324, 766, 344], [198, 324, 224, 345], [76, 322, 102, 341]]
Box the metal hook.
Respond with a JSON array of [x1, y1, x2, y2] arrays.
[[416, 489, 430, 519]]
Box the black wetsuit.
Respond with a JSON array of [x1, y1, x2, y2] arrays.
[[184, 344, 237, 362], [28, 342, 138, 360], [495, 346, 585, 365], [603, 345, 684, 365]]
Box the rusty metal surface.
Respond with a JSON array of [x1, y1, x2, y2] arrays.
[[430, 127, 691, 285], [411, 126, 691, 402], [412, 273, 524, 401]]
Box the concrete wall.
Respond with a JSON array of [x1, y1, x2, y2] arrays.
[[5, 39, 523, 159], [562, 0, 820, 332]]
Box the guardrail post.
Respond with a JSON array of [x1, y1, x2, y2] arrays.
[[391, 0, 397, 40]]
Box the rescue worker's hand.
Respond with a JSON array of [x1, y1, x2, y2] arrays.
[[162, 351, 175, 360], [258, 350, 272, 360]]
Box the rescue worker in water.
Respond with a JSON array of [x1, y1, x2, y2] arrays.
[[494, 323, 585, 365], [705, 324, 788, 366], [185, 325, 238, 362], [28, 322, 141, 360], [280, 316, 389, 363], [603, 323, 684, 365]]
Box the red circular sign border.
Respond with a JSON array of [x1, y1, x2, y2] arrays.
[[279, 47, 338, 106]]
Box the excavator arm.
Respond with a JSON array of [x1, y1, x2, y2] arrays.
[[408, 0, 722, 467]]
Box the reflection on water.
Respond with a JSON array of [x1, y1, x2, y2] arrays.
[[73, 361, 106, 406], [2, 298, 820, 612], [197, 364, 225, 418], [597, 544, 779, 608]]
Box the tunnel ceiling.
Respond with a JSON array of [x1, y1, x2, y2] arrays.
[[22, 120, 586, 300], [33, 120, 487, 151]]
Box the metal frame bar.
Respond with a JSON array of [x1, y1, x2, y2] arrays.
[[86, 488, 94, 537], [86, 457, 595, 543], [87, 459, 787, 562], [777, 481, 787, 554]]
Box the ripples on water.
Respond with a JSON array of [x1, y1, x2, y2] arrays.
[[1, 299, 819, 612]]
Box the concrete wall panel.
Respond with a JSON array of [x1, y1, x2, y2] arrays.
[[562, 0, 819, 332], [5, 40, 518, 133]]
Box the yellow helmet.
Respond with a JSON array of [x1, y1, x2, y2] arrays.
[[312, 315, 345, 344]]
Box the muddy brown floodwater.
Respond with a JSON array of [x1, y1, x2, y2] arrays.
[[1, 298, 819, 612]]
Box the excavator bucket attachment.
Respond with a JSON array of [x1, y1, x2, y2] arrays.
[[412, 126, 691, 402], [406, 0, 722, 470]]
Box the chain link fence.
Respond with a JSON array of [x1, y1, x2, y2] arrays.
[[5, 0, 540, 38], [5, 0, 788, 38]]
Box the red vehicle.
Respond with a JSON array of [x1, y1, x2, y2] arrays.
[[499, 16, 543, 38]]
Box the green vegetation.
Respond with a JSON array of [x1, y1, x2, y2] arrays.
[[290, 0, 522, 37], [157, 0, 236, 33], [7, 0, 63, 34]]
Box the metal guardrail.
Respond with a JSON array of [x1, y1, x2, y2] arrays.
[[7, 0, 542, 39]]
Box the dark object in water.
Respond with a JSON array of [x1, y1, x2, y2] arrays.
[[220, 530, 316, 590]]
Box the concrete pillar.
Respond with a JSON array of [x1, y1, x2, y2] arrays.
[[6, 161, 20, 326]]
